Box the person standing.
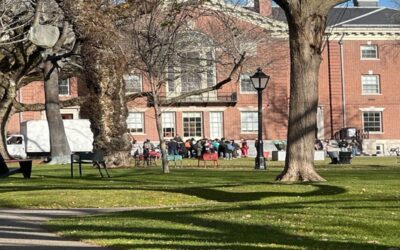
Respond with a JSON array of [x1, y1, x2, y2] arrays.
[[225, 140, 234, 160], [241, 139, 249, 158], [130, 137, 141, 157], [350, 138, 359, 156], [168, 139, 179, 155], [218, 138, 227, 159]]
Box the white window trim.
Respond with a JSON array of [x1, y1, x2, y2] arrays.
[[361, 109, 383, 134], [360, 44, 379, 60], [166, 32, 216, 100], [168, 49, 215, 95], [58, 78, 70, 96], [238, 107, 263, 112], [60, 108, 79, 119], [361, 75, 381, 95], [359, 107, 385, 112], [162, 112, 176, 138], [124, 74, 142, 94], [240, 111, 258, 134], [239, 74, 257, 94], [182, 112, 203, 139], [127, 112, 145, 134], [209, 111, 223, 139]]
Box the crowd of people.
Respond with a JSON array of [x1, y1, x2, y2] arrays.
[[130, 135, 251, 160], [131, 135, 362, 164]]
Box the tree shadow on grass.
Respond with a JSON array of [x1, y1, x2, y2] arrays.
[[0, 183, 346, 204], [156, 184, 347, 202], [47, 202, 394, 250]]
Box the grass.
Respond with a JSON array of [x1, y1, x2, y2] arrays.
[[1, 157, 400, 249]]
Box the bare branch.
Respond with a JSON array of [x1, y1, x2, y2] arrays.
[[13, 96, 88, 112], [33, 0, 42, 26]]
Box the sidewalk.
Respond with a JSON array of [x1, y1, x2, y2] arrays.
[[0, 208, 128, 249]]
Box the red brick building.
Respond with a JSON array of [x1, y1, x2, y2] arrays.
[[7, 0, 400, 155]]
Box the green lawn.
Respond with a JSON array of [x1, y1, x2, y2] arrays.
[[1, 157, 400, 249]]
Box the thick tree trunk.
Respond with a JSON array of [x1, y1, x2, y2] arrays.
[[80, 44, 131, 168], [43, 60, 71, 164], [60, 1, 131, 167], [276, 8, 328, 182]]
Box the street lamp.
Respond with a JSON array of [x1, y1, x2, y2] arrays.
[[250, 68, 270, 170]]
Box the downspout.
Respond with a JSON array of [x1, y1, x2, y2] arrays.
[[339, 34, 347, 128], [327, 40, 334, 139]]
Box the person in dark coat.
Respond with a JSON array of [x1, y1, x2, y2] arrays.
[[167, 139, 179, 155], [218, 138, 227, 158]]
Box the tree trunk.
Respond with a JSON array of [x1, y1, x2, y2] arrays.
[[43, 60, 71, 164], [276, 7, 328, 182], [153, 98, 170, 173], [0, 83, 14, 161], [60, 1, 132, 167], [80, 43, 131, 167]]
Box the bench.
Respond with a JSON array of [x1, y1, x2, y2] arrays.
[[198, 153, 219, 168], [328, 151, 352, 164], [134, 154, 156, 167], [339, 151, 352, 164], [167, 155, 183, 168], [70, 150, 110, 178], [0, 156, 32, 179]]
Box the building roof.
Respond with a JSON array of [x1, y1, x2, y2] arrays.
[[207, 0, 289, 38], [208, 1, 399, 38], [272, 6, 400, 28], [328, 7, 399, 27]]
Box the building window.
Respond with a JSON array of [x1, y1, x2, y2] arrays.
[[183, 112, 202, 138], [61, 114, 74, 119], [240, 74, 256, 93], [361, 45, 378, 59], [363, 111, 382, 132], [58, 78, 70, 96], [167, 32, 216, 99], [362, 75, 380, 94], [124, 74, 142, 93], [240, 111, 258, 133], [127, 112, 144, 133], [162, 112, 175, 138], [209, 112, 223, 139], [181, 51, 202, 93]]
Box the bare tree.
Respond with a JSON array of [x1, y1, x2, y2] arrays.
[[29, 0, 79, 164], [274, 0, 348, 182], [0, 0, 43, 162], [124, 0, 272, 173]]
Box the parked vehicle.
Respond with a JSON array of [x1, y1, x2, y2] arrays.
[[6, 119, 93, 159], [6, 135, 27, 159]]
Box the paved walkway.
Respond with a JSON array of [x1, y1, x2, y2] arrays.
[[0, 208, 129, 249]]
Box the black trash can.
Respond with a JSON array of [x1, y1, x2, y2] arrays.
[[19, 160, 32, 178]]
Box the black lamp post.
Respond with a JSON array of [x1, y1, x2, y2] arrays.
[[250, 68, 270, 170]]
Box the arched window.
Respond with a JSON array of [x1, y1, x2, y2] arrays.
[[167, 32, 216, 100]]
